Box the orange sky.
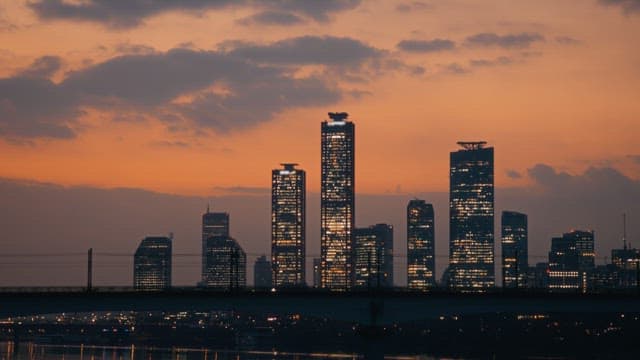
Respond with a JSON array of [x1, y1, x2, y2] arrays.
[[1, 0, 639, 196]]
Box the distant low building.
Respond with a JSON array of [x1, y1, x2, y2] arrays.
[[134, 236, 172, 290], [548, 230, 594, 292], [204, 235, 246, 289], [254, 255, 272, 289]]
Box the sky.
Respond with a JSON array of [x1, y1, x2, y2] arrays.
[[0, 0, 639, 286]]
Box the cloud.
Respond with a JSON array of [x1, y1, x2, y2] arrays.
[[237, 11, 304, 26], [555, 36, 581, 45], [465, 32, 545, 49], [469, 56, 514, 67], [599, 0, 640, 14], [506, 169, 522, 179], [212, 186, 270, 195], [114, 43, 157, 55], [395, 2, 432, 12], [443, 63, 468, 74], [148, 140, 191, 148], [1, 35, 398, 141], [28, 0, 362, 28], [18, 56, 63, 78], [627, 155, 640, 164], [396, 39, 455, 53], [226, 36, 383, 66]]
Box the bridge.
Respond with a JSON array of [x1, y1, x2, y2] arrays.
[[2, 289, 640, 324]]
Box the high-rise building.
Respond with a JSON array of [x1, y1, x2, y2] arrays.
[[202, 209, 229, 283], [548, 230, 595, 291], [320, 112, 355, 290], [501, 211, 528, 288], [449, 141, 495, 291], [313, 258, 322, 288], [407, 200, 435, 290], [204, 235, 246, 289], [354, 224, 394, 288], [133, 236, 172, 290], [272, 163, 306, 287], [254, 255, 273, 289]]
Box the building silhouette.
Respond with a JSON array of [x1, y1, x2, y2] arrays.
[[202, 209, 229, 284], [354, 224, 394, 288], [272, 163, 306, 287], [254, 255, 272, 289], [203, 235, 246, 289], [407, 200, 435, 290], [449, 141, 495, 291], [548, 230, 595, 291], [320, 112, 355, 290], [501, 211, 528, 288], [133, 235, 172, 290], [313, 258, 322, 288]]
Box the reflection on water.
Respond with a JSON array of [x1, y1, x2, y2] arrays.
[[1, 342, 434, 360]]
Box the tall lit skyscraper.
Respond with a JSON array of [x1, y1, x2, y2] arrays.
[[133, 235, 172, 290], [354, 224, 394, 288], [501, 211, 528, 288], [204, 235, 246, 289], [449, 141, 495, 291], [320, 112, 355, 290], [254, 255, 273, 289], [548, 230, 595, 291], [407, 200, 435, 290], [202, 209, 229, 283], [272, 163, 306, 287]]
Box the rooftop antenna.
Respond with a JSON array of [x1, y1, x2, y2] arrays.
[[623, 213, 627, 250]]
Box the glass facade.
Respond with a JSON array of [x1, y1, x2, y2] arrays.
[[320, 112, 355, 290], [354, 224, 394, 288], [449, 142, 495, 291], [501, 211, 528, 288], [271, 163, 306, 287], [407, 200, 435, 290], [133, 236, 172, 290], [254, 255, 273, 289], [202, 210, 229, 283], [204, 235, 246, 289]]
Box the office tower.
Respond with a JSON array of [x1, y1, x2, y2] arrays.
[[272, 163, 306, 287], [407, 200, 435, 290], [313, 258, 322, 288], [449, 141, 495, 291], [354, 224, 394, 288], [254, 255, 273, 289], [204, 235, 246, 289], [133, 236, 172, 290], [548, 230, 595, 291], [202, 208, 230, 283], [320, 112, 355, 290], [501, 211, 528, 288]]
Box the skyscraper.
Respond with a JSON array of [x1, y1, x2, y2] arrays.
[[272, 163, 306, 287], [320, 112, 355, 290], [354, 224, 394, 289], [501, 211, 528, 288], [133, 236, 172, 290], [548, 230, 595, 291], [407, 200, 435, 290], [254, 255, 273, 289], [202, 209, 229, 283], [449, 141, 495, 291], [204, 235, 246, 289]]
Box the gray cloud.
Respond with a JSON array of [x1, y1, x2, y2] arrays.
[[18, 56, 63, 79], [396, 39, 455, 53], [114, 43, 157, 55], [395, 2, 432, 12], [1, 35, 396, 140], [237, 11, 304, 26], [28, 0, 362, 28], [628, 155, 640, 164], [506, 169, 522, 179], [148, 140, 191, 148], [443, 63, 468, 74], [599, 0, 640, 13], [226, 36, 383, 66], [470, 56, 514, 67], [555, 36, 581, 45], [466, 32, 545, 49]]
